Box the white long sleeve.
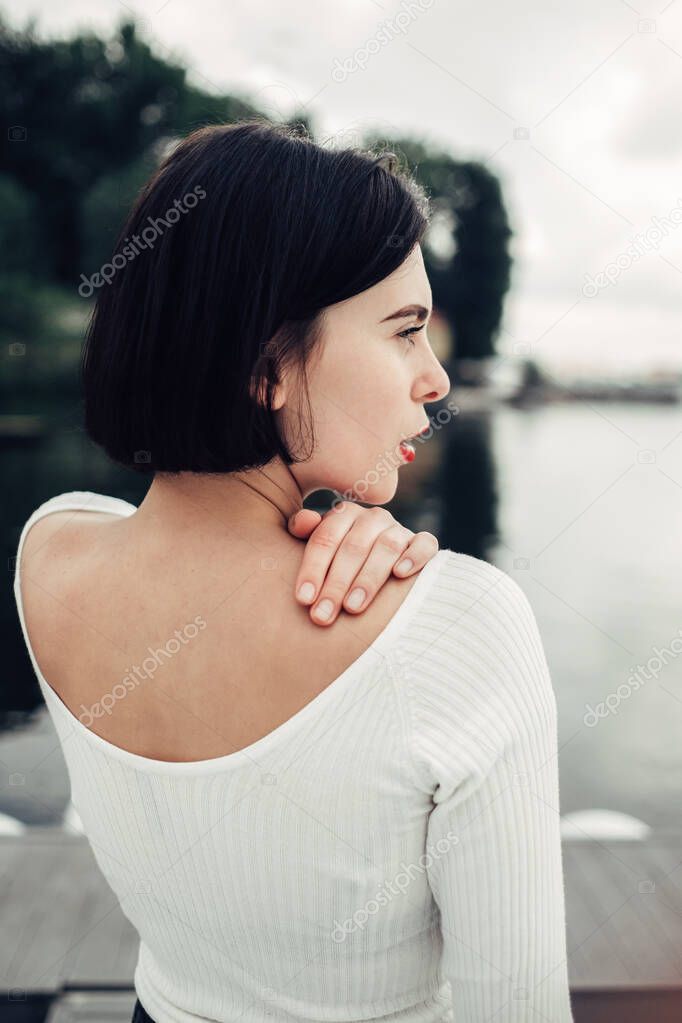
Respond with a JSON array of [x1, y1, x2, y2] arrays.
[[399, 556, 574, 1021], [14, 492, 574, 1023]]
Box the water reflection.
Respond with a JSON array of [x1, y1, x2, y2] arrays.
[[439, 411, 499, 561]]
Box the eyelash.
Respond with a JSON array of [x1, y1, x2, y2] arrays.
[[397, 324, 425, 347]]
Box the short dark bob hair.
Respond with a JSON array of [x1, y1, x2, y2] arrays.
[[81, 118, 431, 475]]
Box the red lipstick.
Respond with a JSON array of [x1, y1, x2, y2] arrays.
[[399, 440, 416, 462]]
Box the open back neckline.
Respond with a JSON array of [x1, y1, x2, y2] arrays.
[[13, 491, 449, 776]]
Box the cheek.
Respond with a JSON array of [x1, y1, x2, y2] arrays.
[[309, 398, 405, 503], [296, 329, 409, 496], [315, 352, 403, 455]]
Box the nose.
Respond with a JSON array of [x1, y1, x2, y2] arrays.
[[415, 352, 451, 404]]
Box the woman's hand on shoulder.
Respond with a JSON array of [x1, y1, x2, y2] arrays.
[[287, 501, 439, 626]]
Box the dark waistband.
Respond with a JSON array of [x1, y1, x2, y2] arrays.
[[131, 997, 156, 1023]]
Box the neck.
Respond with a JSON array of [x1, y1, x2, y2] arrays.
[[132, 457, 306, 539]]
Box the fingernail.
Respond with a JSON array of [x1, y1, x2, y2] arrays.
[[313, 598, 334, 621], [297, 582, 316, 602], [346, 587, 366, 610], [395, 558, 413, 574]]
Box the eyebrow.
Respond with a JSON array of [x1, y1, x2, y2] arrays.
[[379, 304, 431, 324]]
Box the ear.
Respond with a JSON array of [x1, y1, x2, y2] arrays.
[[271, 382, 286, 410], [249, 367, 287, 410]]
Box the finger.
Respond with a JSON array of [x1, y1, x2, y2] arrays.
[[390, 531, 440, 577], [335, 522, 416, 616], [309, 510, 409, 625], [293, 502, 362, 607], [287, 508, 322, 539]]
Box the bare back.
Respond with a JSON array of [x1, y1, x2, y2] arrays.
[[19, 509, 424, 762]]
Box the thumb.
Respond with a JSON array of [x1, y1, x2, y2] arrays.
[[288, 508, 322, 538]]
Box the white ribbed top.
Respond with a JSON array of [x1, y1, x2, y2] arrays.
[[13, 492, 573, 1023]]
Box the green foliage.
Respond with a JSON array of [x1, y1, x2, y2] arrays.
[[80, 149, 159, 279], [0, 272, 48, 342], [0, 174, 47, 275], [0, 14, 263, 392], [0, 15, 259, 285], [0, 274, 89, 395]]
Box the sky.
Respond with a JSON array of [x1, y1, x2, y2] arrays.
[[6, 0, 682, 381]]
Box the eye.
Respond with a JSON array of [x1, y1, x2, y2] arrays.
[[396, 324, 425, 347]]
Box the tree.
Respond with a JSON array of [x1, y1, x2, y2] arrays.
[[0, 17, 257, 285]]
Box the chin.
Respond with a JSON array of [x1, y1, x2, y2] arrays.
[[311, 454, 401, 508], [342, 469, 399, 506]]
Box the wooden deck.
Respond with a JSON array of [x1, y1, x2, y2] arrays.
[[2, 830, 682, 1021], [563, 835, 682, 1022]]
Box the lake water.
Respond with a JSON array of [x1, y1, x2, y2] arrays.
[[2, 397, 681, 830]]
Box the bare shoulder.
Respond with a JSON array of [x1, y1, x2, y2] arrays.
[[20, 508, 122, 596], [19, 509, 121, 686]]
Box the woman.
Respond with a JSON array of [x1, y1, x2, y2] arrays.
[[13, 120, 573, 1021]]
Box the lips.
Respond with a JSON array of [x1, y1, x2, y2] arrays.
[[398, 422, 430, 463], [398, 427, 424, 463], [399, 440, 416, 462]]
